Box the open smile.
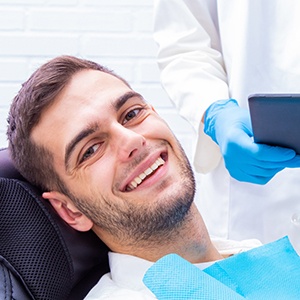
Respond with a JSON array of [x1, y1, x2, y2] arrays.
[[124, 153, 167, 192]]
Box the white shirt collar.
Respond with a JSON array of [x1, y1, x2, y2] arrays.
[[108, 252, 155, 296]]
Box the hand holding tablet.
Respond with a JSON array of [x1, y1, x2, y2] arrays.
[[204, 97, 300, 184]]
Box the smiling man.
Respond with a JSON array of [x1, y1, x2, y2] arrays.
[[7, 56, 261, 299]]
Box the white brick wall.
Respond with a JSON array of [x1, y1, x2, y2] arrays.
[[0, 0, 196, 160]]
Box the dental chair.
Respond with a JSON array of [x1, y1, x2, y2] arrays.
[[0, 148, 110, 300]]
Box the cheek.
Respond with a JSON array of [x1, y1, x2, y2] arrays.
[[146, 117, 173, 139], [67, 160, 115, 199], [89, 161, 115, 193], [155, 123, 180, 150]]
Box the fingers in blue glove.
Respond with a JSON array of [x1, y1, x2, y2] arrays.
[[204, 99, 300, 184]]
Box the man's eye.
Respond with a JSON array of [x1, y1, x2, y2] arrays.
[[81, 144, 100, 162], [123, 108, 142, 124]]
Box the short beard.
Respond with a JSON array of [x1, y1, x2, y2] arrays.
[[65, 142, 196, 246]]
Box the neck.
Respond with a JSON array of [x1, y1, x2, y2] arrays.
[[102, 203, 222, 264]]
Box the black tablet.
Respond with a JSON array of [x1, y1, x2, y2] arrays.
[[248, 94, 300, 154]]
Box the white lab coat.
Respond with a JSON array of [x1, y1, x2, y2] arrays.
[[154, 0, 300, 252]]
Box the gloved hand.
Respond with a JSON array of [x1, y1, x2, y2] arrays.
[[204, 99, 300, 184]]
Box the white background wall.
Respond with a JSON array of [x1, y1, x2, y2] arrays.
[[0, 0, 196, 161]]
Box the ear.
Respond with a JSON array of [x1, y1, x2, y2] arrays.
[[43, 191, 93, 232]]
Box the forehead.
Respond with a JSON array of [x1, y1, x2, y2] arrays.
[[36, 69, 131, 124], [55, 69, 130, 109], [31, 69, 132, 161]]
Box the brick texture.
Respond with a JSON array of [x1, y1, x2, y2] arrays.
[[0, 0, 196, 160]]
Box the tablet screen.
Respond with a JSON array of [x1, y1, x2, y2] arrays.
[[248, 94, 300, 154]]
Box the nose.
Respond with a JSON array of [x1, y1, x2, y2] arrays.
[[112, 123, 146, 162]]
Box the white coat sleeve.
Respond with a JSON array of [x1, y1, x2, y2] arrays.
[[153, 0, 229, 173]]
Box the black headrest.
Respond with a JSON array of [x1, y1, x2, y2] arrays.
[[0, 148, 110, 299], [0, 148, 24, 180]]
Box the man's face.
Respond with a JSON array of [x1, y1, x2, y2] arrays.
[[32, 69, 195, 243]]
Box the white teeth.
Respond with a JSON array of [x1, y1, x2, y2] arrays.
[[151, 162, 159, 170], [135, 177, 142, 184], [139, 173, 146, 180], [131, 181, 138, 188], [127, 157, 165, 191], [145, 168, 152, 175]]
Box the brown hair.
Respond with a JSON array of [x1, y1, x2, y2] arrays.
[[7, 55, 130, 192]]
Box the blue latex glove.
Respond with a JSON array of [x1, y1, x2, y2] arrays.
[[204, 99, 300, 184]]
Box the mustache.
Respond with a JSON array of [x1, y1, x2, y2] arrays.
[[116, 141, 168, 189], [126, 142, 167, 171]]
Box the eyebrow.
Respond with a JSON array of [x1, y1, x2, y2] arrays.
[[64, 90, 144, 171], [65, 123, 99, 171], [112, 91, 144, 111]]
